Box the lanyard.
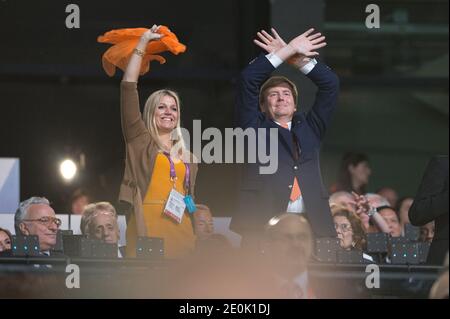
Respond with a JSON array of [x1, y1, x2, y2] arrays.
[[162, 152, 190, 193]]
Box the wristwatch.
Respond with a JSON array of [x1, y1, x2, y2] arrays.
[[367, 207, 377, 218]]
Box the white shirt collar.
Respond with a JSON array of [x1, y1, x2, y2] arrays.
[[274, 120, 292, 130]]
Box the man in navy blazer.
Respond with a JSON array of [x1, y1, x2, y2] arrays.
[[232, 28, 339, 239]]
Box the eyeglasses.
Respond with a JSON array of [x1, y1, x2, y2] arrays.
[[22, 217, 62, 227], [334, 223, 352, 233]]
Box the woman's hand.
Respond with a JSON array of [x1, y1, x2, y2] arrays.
[[123, 24, 164, 82], [140, 24, 164, 43]]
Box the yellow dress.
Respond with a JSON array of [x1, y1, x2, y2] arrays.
[[126, 153, 196, 259]]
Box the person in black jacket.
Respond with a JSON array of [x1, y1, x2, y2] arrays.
[[409, 156, 449, 265]]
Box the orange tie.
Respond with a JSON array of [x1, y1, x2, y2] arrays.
[[290, 177, 302, 202], [279, 122, 302, 202]]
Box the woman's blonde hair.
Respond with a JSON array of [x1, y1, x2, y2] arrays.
[[143, 89, 187, 157]]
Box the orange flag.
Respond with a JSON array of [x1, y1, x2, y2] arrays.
[[97, 26, 187, 76]]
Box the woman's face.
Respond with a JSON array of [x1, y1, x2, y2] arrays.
[[154, 95, 178, 133], [334, 216, 354, 250], [0, 231, 11, 252], [349, 161, 371, 186]]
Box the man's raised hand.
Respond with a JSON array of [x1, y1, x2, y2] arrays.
[[288, 28, 326, 57], [254, 28, 312, 67]]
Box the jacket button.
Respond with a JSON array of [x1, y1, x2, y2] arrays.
[[294, 166, 298, 170]]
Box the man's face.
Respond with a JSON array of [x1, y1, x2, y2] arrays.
[[420, 222, 435, 243], [194, 210, 214, 241], [20, 204, 59, 251], [263, 83, 296, 122], [91, 212, 119, 244], [265, 217, 312, 276], [379, 208, 402, 237]]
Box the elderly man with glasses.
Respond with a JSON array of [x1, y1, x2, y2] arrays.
[[14, 197, 61, 255]]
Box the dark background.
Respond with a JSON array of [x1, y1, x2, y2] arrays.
[[0, 0, 448, 215]]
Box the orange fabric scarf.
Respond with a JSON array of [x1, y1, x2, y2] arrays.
[[97, 26, 186, 76]]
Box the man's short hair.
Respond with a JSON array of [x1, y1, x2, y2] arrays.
[[80, 202, 117, 236], [14, 197, 50, 234], [259, 76, 299, 109]]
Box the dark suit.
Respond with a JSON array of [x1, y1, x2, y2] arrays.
[[232, 55, 339, 237], [409, 155, 449, 265]]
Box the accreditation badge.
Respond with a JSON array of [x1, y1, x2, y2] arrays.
[[163, 188, 187, 223]]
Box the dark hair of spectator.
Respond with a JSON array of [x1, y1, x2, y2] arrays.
[[0, 227, 12, 241], [376, 205, 401, 220], [70, 188, 91, 204], [336, 152, 370, 194]]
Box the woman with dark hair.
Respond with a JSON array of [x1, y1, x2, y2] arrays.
[[0, 227, 12, 252], [335, 152, 371, 195]]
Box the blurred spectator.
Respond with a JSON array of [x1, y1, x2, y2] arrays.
[[334, 152, 371, 195], [332, 210, 373, 262], [193, 204, 214, 241], [377, 206, 402, 237], [80, 202, 124, 257], [14, 197, 60, 254], [377, 187, 399, 208], [329, 191, 356, 213], [330, 192, 389, 234], [0, 227, 12, 252], [193, 205, 232, 252], [365, 193, 390, 208], [70, 188, 91, 215], [397, 197, 414, 230], [419, 221, 435, 243], [260, 214, 316, 298]]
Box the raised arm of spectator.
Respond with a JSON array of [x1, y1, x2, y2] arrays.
[[354, 192, 390, 234], [254, 28, 313, 69], [121, 25, 164, 142], [122, 25, 164, 83]]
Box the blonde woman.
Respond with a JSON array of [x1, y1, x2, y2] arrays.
[[119, 25, 197, 259]]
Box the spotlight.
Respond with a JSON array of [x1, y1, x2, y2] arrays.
[[60, 159, 77, 181]]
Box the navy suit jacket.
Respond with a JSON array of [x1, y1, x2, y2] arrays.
[[232, 55, 339, 237], [409, 156, 449, 265]]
